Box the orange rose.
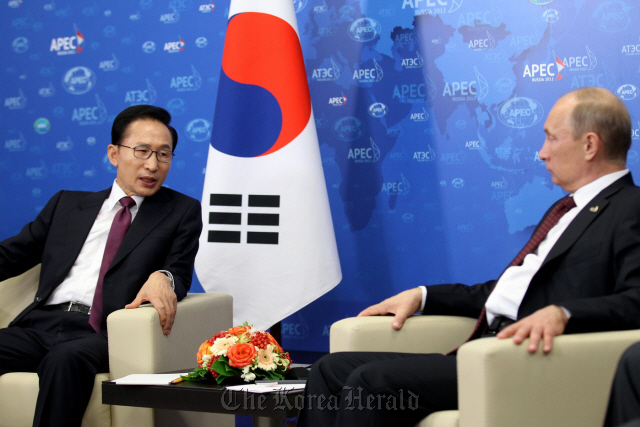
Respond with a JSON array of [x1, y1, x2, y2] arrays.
[[227, 326, 250, 337], [265, 332, 284, 354], [196, 339, 214, 365], [227, 343, 257, 368]]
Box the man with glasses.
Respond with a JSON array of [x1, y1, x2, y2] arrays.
[[0, 105, 202, 427]]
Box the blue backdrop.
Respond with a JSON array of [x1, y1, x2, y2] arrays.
[[1, 0, 639, 352]]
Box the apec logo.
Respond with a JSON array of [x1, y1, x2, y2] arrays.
[[311, 59, 340, 82], [352, 59, 383, 83], [468, 31, 496, 51], [381, 174, 410, 196], [170, 65, 202, 92], [543, 9, 559, 23], [62, 66, 96, 95], [50, 29, 84, 55], [185, 119, 211, 142], [348, 17, 381, 42], [56, 136, 73, 152], [348, 138, 380, 163], [529, 0, 554, 4], [393, 83, 426, 104], [71, 95, 107, 126], [617, 84, 638, 101], [142, 41, 156, 54], [166, 98, 186, 116], [125, 79, 157, 105], [160, 12, 179, 23], [413, 145, 436, 162], [591, 0, 635, 33], [195, 37, 208, 48], [38, 83, 55, 97], [99, 53, 120, 71], [558, 46, 597, 72], [402, 0, 461, 16], [26, 161, 49, 180], [8, 0, 22, 7], [442, 67, 488, 101], [522, 58, 564, 82], [622, 38, 640, 56], [4, 89, 27, 109], [368, 102, 388, 118], [164, 37, 185, 53], [333, 116, 365, 142], [402, 51, 424, 68], [410, 107, 429, 122], [12, 37, 28, 53], [498, 97, 544, 129], [5, 132, 27, 152], [199, 3, 215, 13], [328, 94, 347, 107], [632, 121, 640, 140]]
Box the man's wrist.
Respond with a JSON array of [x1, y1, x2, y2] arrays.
[[156, 270, 175, 291]]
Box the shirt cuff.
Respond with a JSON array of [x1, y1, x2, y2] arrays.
[[419, 286, 427, 313], [156, 270, 175, 292], [560, 306, 571, 319]]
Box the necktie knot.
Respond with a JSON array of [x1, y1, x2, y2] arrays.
[[120, 196, 136, 209]]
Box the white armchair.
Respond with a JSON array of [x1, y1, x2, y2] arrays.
[[0, 265, 234, 427], [330, 315, 640, 427]]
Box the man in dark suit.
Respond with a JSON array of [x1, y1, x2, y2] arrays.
[[0, 105, 203, 427], [297, 87, 640, 427]]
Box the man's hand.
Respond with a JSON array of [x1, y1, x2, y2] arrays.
[[357, 288, 422, 330], [125, 271, 177, 335], [496, 305, 569, 353]]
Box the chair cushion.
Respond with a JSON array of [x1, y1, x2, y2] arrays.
[[421, 410, 460, 427]]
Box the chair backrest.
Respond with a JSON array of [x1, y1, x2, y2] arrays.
[[0, 265, 40, 328]]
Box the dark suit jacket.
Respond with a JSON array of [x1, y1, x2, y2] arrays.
[[0, 186, 203, 333], [424, 173, 640, 334]]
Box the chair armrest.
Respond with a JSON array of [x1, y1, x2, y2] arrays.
[[330, 315, 476, 354], [457, 329, 640, 427], [106, 293, 233, 380]]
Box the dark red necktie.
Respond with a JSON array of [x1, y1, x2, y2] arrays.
[[89, 196, 136, 333], [462, 195, 577, 344]]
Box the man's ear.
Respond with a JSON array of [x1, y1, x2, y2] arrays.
[[583, 132, 600, 161], [107, 144, 118, 167]]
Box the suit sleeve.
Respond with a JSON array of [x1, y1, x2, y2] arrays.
[[423, 279, 496, 318], [0, 190, 63, 281], [160, 197, 203, 301]]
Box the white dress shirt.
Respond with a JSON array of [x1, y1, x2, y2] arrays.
[[421, 169, 629, 324], [46, 181, 144, 307]]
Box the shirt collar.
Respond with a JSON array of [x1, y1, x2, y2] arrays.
[[106, 179, 145, 211], [572, 169, 629, 209]]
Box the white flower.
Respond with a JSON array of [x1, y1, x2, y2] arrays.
[[256, 344, 278, 371], [211, 335, 238, 356], [241, 366, 256, 382]]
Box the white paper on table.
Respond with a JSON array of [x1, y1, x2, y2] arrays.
[[225, 383, 307, 393], [113, 373, 188, 385]]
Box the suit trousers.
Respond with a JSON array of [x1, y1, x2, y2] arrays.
[[605, 341, 640, 427], [296, 352, 458, 427], [0, 308, 109, 427]]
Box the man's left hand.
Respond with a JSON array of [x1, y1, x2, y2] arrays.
[[496, 305, 568, 353], [125, 271, 177, 335]]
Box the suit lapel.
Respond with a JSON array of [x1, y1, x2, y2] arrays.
[[109, 187, 173, 269], [541, 174, 632, 268]]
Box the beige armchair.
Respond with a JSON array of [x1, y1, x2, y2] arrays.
[[330, 315, 640, 427], [0, 265, 234, 427]]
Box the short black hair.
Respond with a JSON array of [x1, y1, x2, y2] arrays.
[[111, 105, 178, 151]]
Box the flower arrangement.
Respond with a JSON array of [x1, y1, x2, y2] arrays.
[[181, 322, 292, 384]]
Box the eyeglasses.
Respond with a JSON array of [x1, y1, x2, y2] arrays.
[[118, 144, 174, 163]]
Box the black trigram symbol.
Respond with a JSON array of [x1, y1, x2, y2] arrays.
[[207, 194, 279, 244]]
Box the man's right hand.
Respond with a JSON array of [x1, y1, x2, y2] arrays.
[[357, 287, 423, 330]]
